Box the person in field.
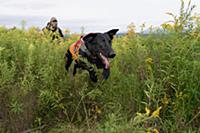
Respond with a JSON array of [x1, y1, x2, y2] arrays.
[[42, 17, 64, 40]]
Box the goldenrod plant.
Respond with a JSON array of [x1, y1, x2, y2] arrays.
[[0, 0, 200, 132]]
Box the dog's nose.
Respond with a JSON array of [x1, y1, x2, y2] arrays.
[[109, 52, 116, 58]]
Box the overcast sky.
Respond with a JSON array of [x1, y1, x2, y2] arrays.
[[0, 0, 200, 32]]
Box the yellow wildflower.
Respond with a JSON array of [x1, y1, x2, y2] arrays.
[[92, 105, 102, 114], [151, 106, 162, 118], [136, 112, 142, 116], [154, 128, 159, 133], [162, 95, 169, 105], [146, 57, 153, 65], [145, 107, 150, 116], [147, 128, 152, 133], [95, 105, 101, 114], [97, 109, 101, 114], [176, 91, 183, 98], [161, 23, 173, 30]]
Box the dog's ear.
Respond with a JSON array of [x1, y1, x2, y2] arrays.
[[106, 29, 119, 39], [83, 33, 97, 43]]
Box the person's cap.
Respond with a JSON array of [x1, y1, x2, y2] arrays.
[[50, 17, 57, 22]]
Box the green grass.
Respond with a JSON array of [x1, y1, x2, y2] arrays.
[[0, 1, 200, 132]]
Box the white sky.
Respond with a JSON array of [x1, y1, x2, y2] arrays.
[[0, 0, 200, 32]]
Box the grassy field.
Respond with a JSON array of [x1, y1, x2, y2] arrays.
[[0, 1, 200, 133]]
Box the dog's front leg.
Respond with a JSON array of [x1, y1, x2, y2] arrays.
[[73, 63, 78, 76], [102, 69, 110, 80]]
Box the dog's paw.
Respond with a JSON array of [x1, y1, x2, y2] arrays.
[[89, 70, 98, 82]]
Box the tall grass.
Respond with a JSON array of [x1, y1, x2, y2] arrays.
[[0, 1, 200, 132]]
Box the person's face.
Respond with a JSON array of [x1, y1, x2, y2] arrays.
[[51, 20, 58, 29]]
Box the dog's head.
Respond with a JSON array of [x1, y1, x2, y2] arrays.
[[83, 29, 119, 79], [83, 29, 118, 67]]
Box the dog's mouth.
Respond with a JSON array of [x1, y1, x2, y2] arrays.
[[99, 53, 110, 69]]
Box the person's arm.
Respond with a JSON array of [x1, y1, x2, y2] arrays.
[[58, 28, 64, 38]]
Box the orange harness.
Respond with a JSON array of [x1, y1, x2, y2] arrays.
[[69, 37, 84, 60]]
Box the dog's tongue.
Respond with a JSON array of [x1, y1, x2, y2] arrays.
[[100, 53, 110, 69]]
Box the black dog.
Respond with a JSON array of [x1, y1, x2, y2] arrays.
[[65, 29, 119, 82]]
